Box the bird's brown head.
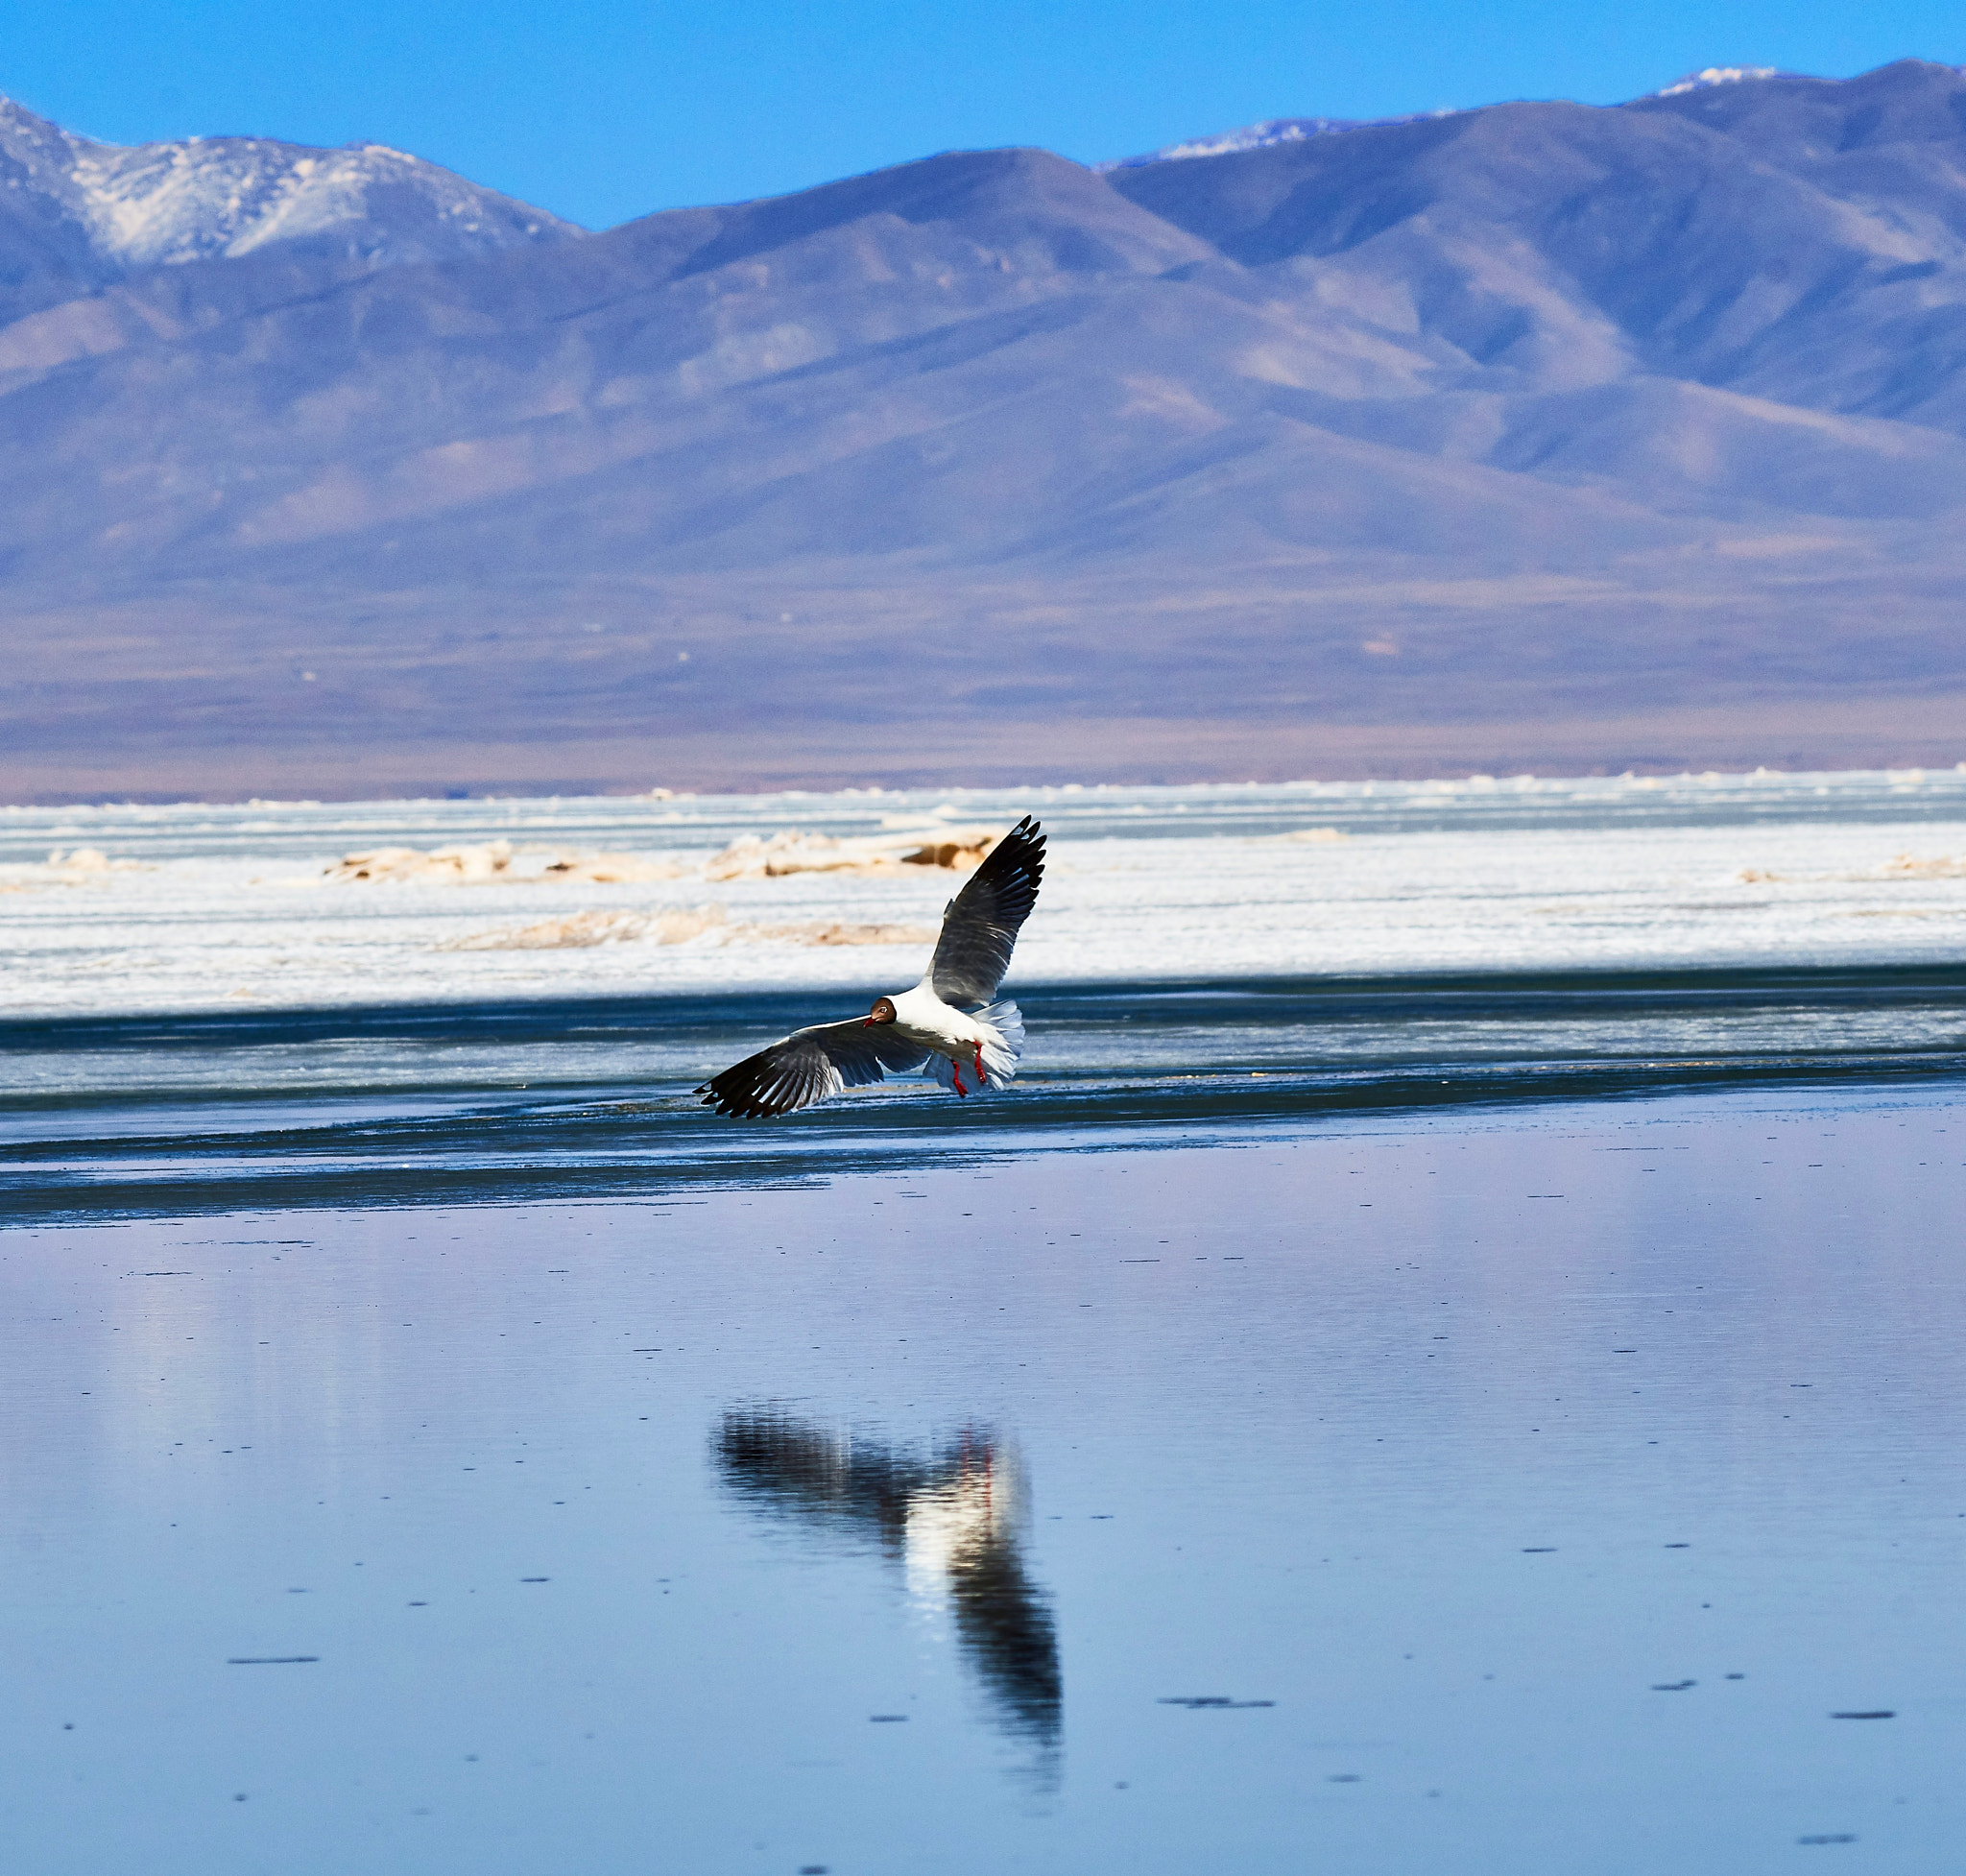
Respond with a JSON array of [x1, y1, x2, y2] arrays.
[[865, 997, 898, 1027]]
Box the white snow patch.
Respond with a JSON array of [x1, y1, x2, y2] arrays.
[[1653, 67, 1784, 98], [0, 92, 580, 271], [1097, 110, 1452, 172]]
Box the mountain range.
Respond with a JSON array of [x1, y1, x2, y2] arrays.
[[5, 61, 1966, 797]]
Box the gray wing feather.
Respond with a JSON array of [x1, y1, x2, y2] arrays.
[[928, 815, 1045, 1005], [697, 1019, 930, 1119]]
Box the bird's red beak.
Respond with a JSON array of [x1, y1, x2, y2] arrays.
[[863, 1015, 875, 1026]]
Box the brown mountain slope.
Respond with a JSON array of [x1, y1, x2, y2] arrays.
[[5, 65, 1966, 795]]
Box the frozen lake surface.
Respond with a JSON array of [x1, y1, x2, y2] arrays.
[[4, 1090, 1964, 1873], [7, 768, 1966, 1016], [3, 771, 1964, 1869]]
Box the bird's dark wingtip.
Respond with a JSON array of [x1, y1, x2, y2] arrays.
[[697, 1072, 785, 1119], [997, 815, 1045, 866]]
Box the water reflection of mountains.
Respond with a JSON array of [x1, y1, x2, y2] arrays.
[[714, 1409, 1061, 1750]]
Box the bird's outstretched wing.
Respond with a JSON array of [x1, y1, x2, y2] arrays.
[[695, 1020, 930, 1119], [928, 815, 1045, 1006]]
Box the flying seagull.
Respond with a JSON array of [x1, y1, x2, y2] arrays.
[[696, 815, 1045, 1118]]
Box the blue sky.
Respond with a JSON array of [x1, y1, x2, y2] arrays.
[[9, 1, 1962, 229]]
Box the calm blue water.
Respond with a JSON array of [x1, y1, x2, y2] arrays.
[[3, 1084, 1963, 1873]]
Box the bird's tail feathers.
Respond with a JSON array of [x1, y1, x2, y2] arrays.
[[979, 999, 1024, 1077], [923, 1000, 1024, 1095]]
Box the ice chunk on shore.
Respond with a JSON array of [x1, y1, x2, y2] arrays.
[[323, 832, 975, 885], [444, 905, 940, 950], [323, 841, 683, 884], [324, 841, 516, 883], [1881, 853, 1966, 878], [537, 853, 686, 882], [445, 906, 728, 949], [703, 827, 998, 879], [0, 847, 148, 890]]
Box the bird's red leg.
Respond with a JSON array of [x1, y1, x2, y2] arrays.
[[973, 1040, 985, 1088], [950, 1059, 968, 1097]]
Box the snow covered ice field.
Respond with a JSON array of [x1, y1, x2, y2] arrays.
[[4, 769, 1966, 1873], [9, 768, 1966, 1016]]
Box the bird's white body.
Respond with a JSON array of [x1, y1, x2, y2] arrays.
[[888, 981, 1024, 1093], [888, 981, 982, 1049]]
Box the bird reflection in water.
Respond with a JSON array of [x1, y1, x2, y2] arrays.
[[713, 1408, 1062, 1762]]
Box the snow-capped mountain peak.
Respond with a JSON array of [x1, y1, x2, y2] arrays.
[[1651, 66, 1785, 98], [1098, 70, 1815, 172], [1095, 110, 1452, 172], [0, 95, 581, 272]]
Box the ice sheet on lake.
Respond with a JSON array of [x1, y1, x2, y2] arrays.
[[6, 769, 1966, 1017]]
